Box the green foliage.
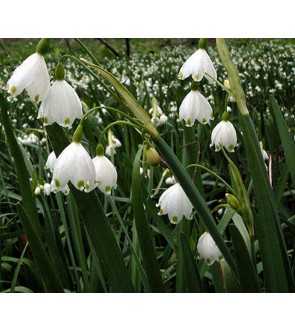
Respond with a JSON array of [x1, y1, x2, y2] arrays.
[[0, 38, 294, 293]]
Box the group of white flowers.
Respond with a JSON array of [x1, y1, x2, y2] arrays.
[[7, 39, 118, 197], [7, 39, 226, 266]]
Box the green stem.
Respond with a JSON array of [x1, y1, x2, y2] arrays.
[[74, 38, 101, 66], [99, 120, 142, 144], [187, 163, 237, 196], [80, 105, 142, 127]]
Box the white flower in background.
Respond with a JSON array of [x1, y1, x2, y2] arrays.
[[260, 141, 269, 169], [149, 103, 168, 127], [92, 144, 117, 195], [178, 46, 217, 84], [210, 113, 237, 153], [7, 39, 50, 102], [45, 151, 57, 172], [179, 85, 213, 126], [197, 232, 223, 265], [165, 176, 176, 185], [105, 133, 122, 156], [43, 183, 52, 196], [34, 186, 41, 196], [38, 62, 83, 128], [52, 140, 95, 193], [157, 183, 193, 224], [17, 133, 39, 145]]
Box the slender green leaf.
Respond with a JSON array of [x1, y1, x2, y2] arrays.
[[179, 233, 204, 292], [17, 204, 64, 292], [230, 225, 260, 292], [132, 146, 165, 292], [216, 38, 294, 292], [269, 96, 295, 185]]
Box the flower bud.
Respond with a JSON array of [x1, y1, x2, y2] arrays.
[[146, 146, 161, 167], [225, 193, 241, 211]]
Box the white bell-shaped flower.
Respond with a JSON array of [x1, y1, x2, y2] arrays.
[[92, 144, 117, 195], [157, 183, 193, 224], [52, 137, 95, 193], [210, 112, 237, 153], [38, 62, 83, 128], [45, 151, 57, 172], [178, 48, 217, 84], [197, 232, 223, 265], [7, 39, 51, 102], [179, 85, 213, 126]]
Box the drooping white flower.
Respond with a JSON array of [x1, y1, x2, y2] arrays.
[[105, 133, 122, 156], [149, 104, 168, 127], [43, 183, 52, 196], [210, 113, 237, 153], [34, 186, 41, 196], [165, 176, 176, 185], [38, 62, 83, 128], [92, 144, 117, 195], [156, 183, 193, 224], [197, 232, 223, 265], [178, 48, 217, 84], [45, 151, 57, 172], [52, 142, 95, 193], [7, 39, 51, 102], [179, 88, 213, 126]]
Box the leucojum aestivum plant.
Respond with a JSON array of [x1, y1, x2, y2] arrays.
[[0, 38, 294, 293]]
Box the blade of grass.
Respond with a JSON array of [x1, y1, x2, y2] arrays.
[[179, 232, 204, 292], [132, 146, 165, 292], [230, 224, 261, 292], [269, 96, 295, 185], [17, 203, 64, 292]]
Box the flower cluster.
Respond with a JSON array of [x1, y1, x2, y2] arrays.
[[8, 39, 118, 197]]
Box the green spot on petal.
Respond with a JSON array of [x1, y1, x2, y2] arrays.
[[193, 73, 200, 81], [187, 119, 192, 126], [172, 216, 178, 223], [34, 94, 40, 102], [179, 72, 183, 79], [44, 117, 48, 124], [202, 118, 207, 124], [105, 186, 111, 193], [10, 86, 17, 93], [206, 258, 211, 265], [85, 183, 90, 190], [64, 118, 70, 126], [55, 179, 60, 188], [77, 180, 84, 189], [228, 144, 234, 152]]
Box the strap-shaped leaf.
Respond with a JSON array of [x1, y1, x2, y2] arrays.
[[179, 233, 204, 292], [230, 225, 260, 292], [269, 96, 295, 185], [131, 146, 165, 292]]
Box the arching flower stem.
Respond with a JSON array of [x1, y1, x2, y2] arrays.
[[99, 120, 143, 145], [186, 163, 237, 196]]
